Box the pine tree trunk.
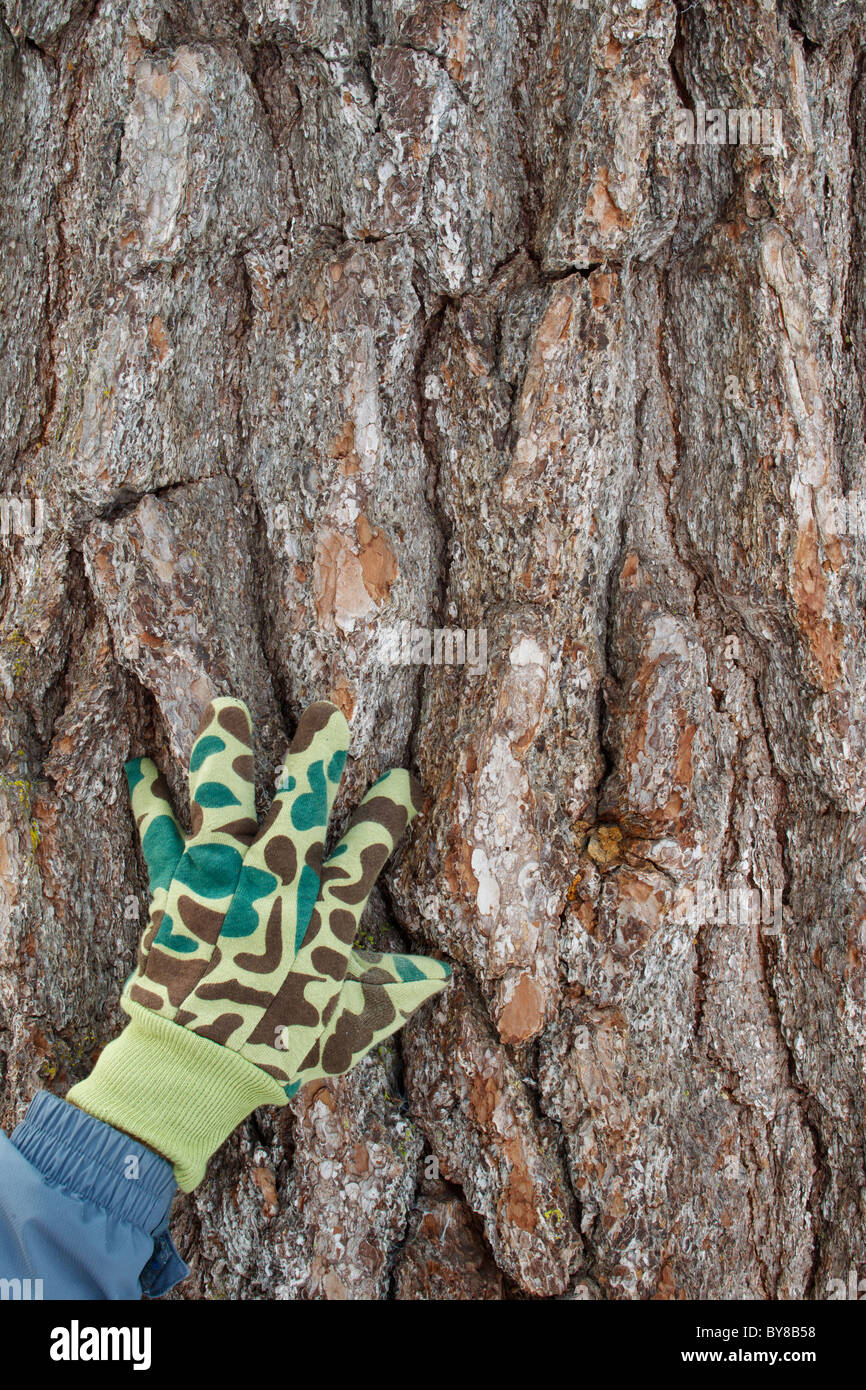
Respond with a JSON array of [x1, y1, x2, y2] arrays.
[[2, 0, 865, 1300]]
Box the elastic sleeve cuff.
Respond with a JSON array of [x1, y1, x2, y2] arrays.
[[10, 1089, 189, 1296], [11, 1089, 176, 1228], [67, 1002, 287, 1191]]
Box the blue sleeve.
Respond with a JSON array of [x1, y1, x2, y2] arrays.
[[0, 1090, 189, 1300]]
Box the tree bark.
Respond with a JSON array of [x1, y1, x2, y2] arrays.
[[1, 0, 865, 1300]]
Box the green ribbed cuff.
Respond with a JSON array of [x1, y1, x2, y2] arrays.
[[67, 1001, 288, 1191]]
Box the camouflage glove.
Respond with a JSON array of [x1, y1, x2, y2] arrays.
[[68, 697, 450, 1190]]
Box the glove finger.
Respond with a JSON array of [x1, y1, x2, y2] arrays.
[[186, 697, 258, 850], [125, 757, 184, 977], [126, 700, 256, 1018], [297, 766, 421, 971], [176, 702, 350, 1047], [286, 956, 452, 1092], [126, 757, 185, 894], [238, 767, 422, 1085], [346, 946, 452, 987], [250, 699, 349, 853], [227, 700, 349, 948]]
